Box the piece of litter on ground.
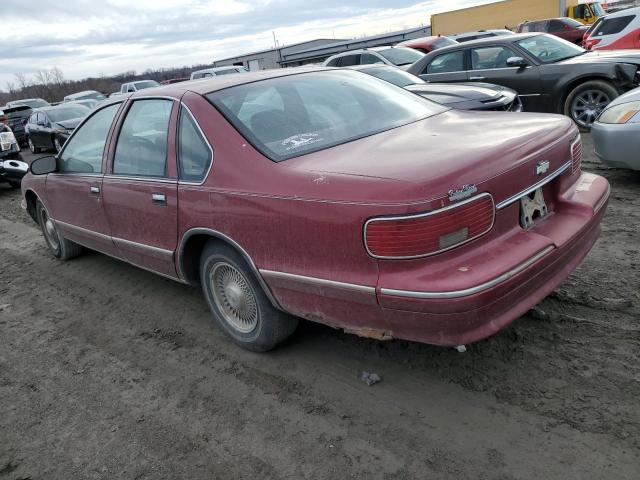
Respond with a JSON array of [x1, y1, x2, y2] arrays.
[[360, 371, 381, 386], [455, 345, 466, 353]]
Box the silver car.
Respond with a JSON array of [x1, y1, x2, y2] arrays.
[[592, 86, 640, 170]]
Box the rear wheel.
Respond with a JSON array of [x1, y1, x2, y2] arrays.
[[564, 80, 618, 131], [199, 241, 298, 351], [36, 200, 83, 260], [28, 137, 40, 154]]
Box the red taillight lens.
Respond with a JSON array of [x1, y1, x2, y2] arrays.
[[571, 136, 582, 173], [585, 38, 601, 50], [364, 194, 495, 259]]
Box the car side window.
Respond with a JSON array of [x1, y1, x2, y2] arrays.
[[547, 20, 563, 33], [471, 46, 517, 70], [113, 99, 173, 177], [58, 103, 120, 174], [425, 51, 464, 74], [178, 108, 212, 182], [360, 54, 382, 65], [325, 57, 340, 67], [340, 55, 360, 66]]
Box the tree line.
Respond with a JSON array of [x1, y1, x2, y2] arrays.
[[0, 64, 214, 105]]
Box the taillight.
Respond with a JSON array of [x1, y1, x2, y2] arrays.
[[571, 136, 582, 173], [585, 38, 601, 49], [364, 193, 495, 259]]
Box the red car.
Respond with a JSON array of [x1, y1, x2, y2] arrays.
[[22, 68, 610, 351], [397, 35, 458, 53], [516, 18, 589, 45]]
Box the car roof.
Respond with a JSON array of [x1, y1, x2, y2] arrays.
[[605, 6, 640, 18], [193, 66, 243, 73], [428, 32, 540, 51]]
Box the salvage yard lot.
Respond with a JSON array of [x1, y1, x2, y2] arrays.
[[1, 134, 639, 479]]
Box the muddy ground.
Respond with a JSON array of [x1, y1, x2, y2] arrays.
[[1, 134, 639, 479]]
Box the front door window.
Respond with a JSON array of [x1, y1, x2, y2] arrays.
[[58, 103, 120, 173]]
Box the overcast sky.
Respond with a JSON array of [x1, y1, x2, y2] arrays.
[[0, 0, 491, 89]]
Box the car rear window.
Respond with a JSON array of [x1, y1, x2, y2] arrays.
[[47, 106, 90, 122], [377, 47, 424, 66], [206, 70, 445, 161], [591, 15, 635, 36]]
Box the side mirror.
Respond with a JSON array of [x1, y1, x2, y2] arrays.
[[506, 56, 528, 68], [30, 155, 57, 175]]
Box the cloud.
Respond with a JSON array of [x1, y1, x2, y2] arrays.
[[0, 0, 489, 88]]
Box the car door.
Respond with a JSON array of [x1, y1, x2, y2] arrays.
[[45, 103, 122, 256], [31, 113, 46, 148], [101, 98, 179, 277], [416, 49, 468, 83], [467, 44, 542, 109], [40, 112, 56, 150]]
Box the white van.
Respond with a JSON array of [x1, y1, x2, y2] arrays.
[[190, 66, 248, 80]]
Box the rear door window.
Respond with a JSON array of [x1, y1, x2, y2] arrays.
[[425, 51, 465, 74], [113, 99, 173, 177], [360, 54, 382, 65], [592, 15, 635, 36], [339, 55, 361, 66], [470, 46, 518, 70]]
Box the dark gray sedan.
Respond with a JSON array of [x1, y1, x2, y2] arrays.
[[592, 86, 640, 170], [407, 33, 640, 129], [348, 65, 522, 111]]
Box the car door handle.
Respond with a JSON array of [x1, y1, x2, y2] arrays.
[[89, 186, 100, 195], [152, 193, 166, 205], [469, 76, 485, 81]]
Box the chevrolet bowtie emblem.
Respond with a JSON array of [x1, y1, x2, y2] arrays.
[[536, 161, 550, 176]]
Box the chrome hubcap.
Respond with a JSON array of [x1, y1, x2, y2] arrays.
[[571, 90, 611, 128], [42, 212, 59, 250], [210, 262, 258, 333]]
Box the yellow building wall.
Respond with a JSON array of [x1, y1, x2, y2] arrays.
[[431, 0, 580, 35]]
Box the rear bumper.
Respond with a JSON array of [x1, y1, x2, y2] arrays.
[[378, 172, 610, 346]]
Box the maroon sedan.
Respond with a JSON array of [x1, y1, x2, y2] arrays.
[[22, 67, 610, 351]]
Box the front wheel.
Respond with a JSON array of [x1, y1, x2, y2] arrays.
[[199, 242, 298, 351], [564, 80, 618, 131], [28, 137, 40, 154], [36, 200, 83, 260]]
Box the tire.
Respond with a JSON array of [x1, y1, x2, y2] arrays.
[[564, 80, 618, 131], [28, 137, 40, 154], [36, 200, 83, 260], [199, 241, 298, 352]]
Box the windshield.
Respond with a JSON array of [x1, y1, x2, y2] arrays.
[[591, 3, 605, 16], [363, 66, 424, 87], [377, 47, 425, 66], [433, 37, 458, 49], [207, 70, 444, 161], [47, 106, 90, 123], [134, 81, 160, 90], [516, 35, 585, 63]]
